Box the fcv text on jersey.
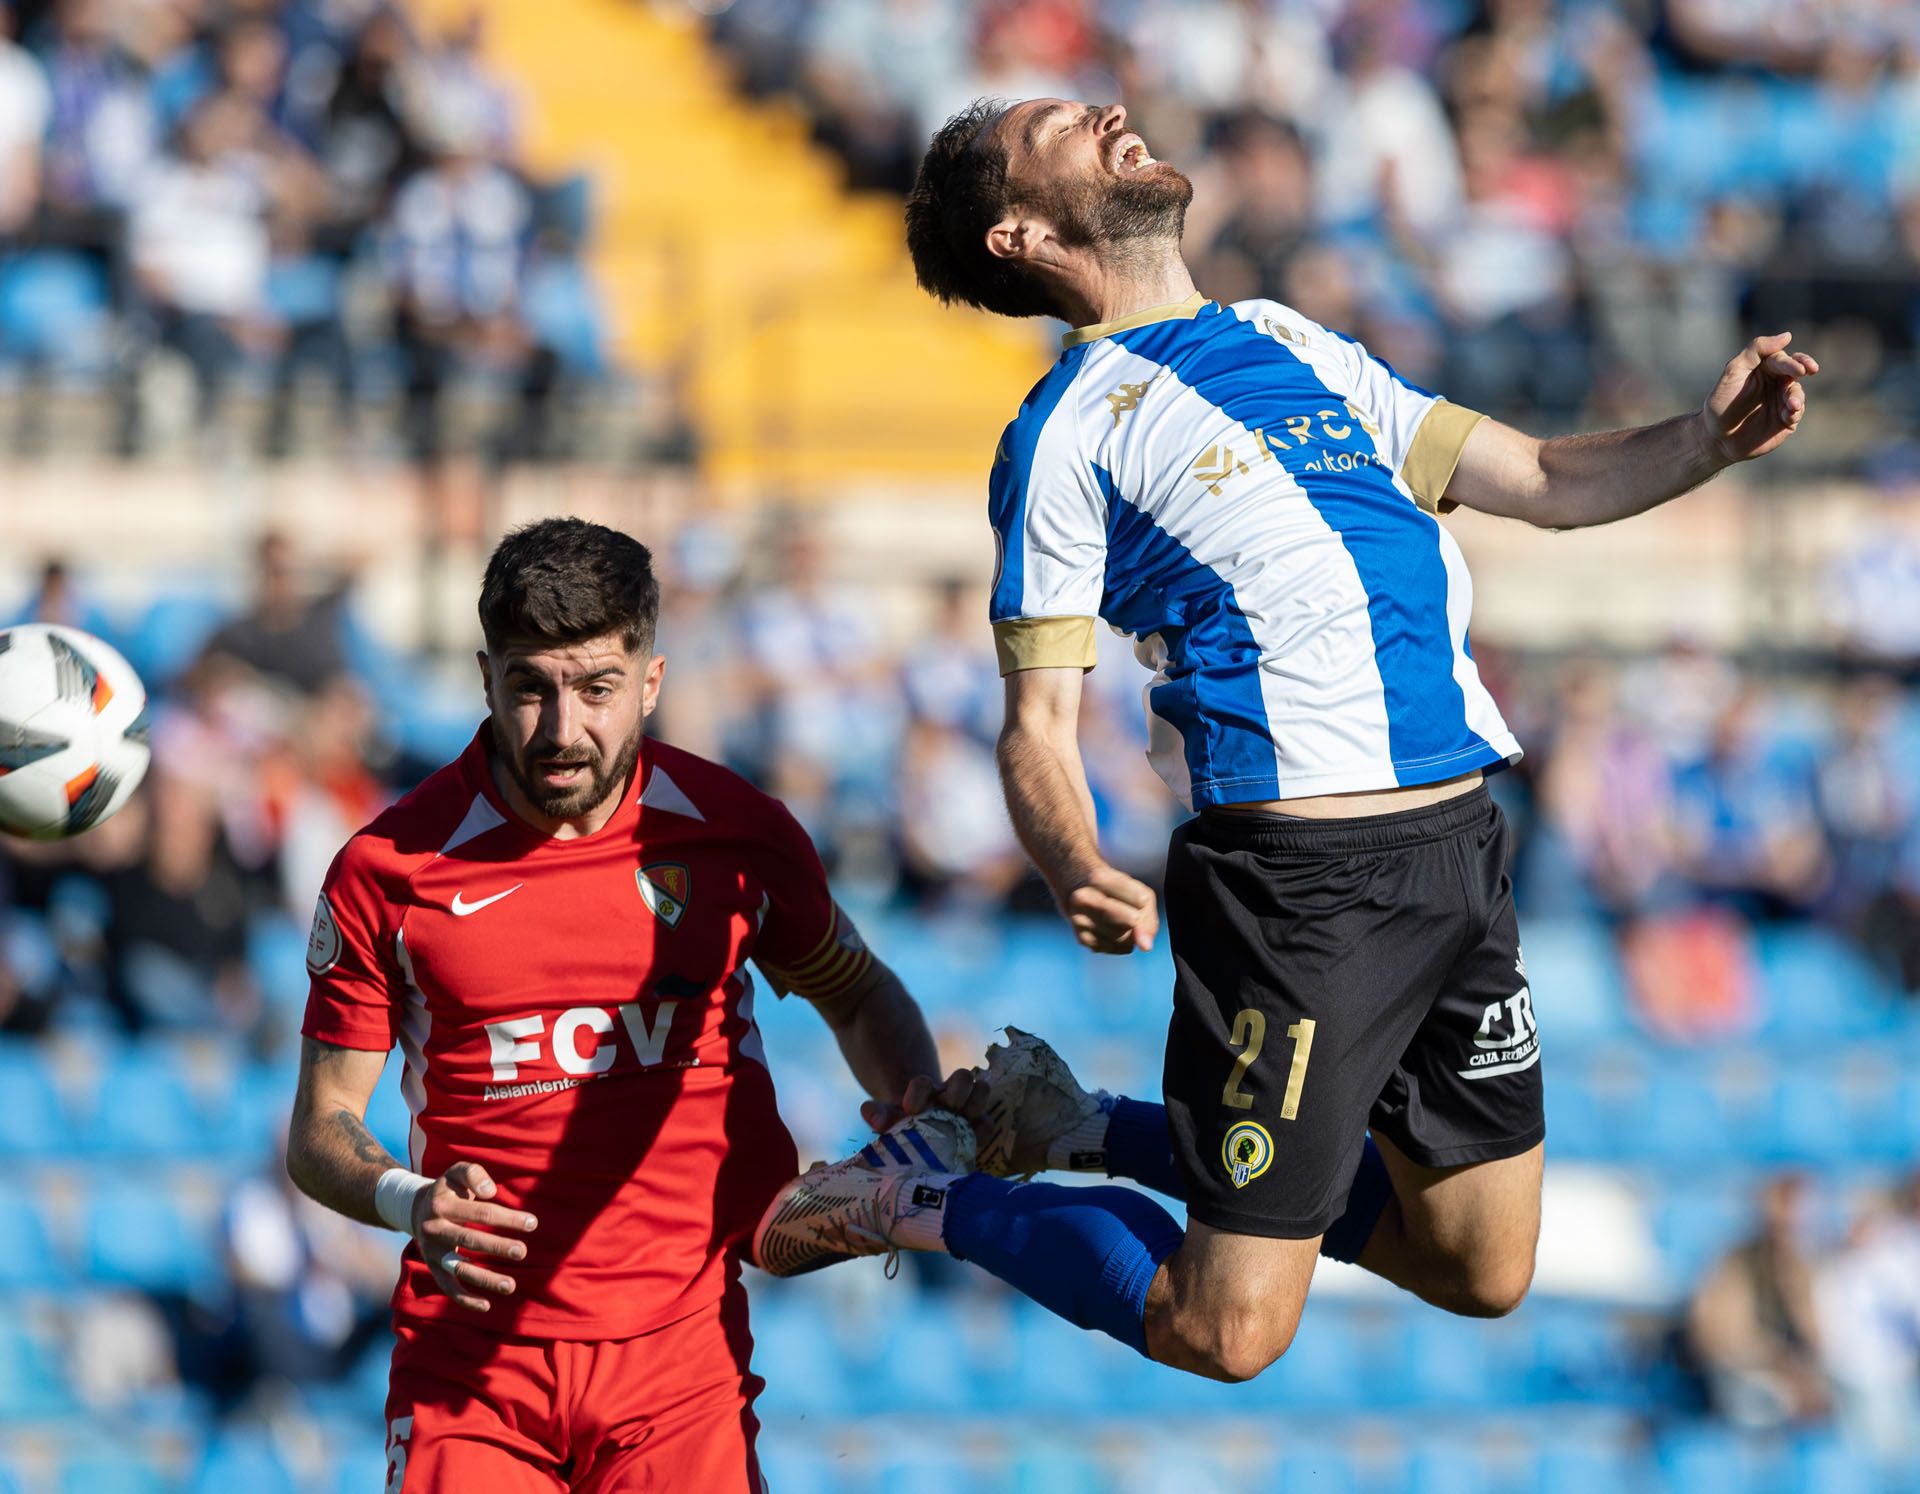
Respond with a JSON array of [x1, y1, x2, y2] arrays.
[[481, 1001, 683, 1091]]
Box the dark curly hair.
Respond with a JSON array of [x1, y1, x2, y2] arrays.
[[478, 517, 659, 657], [904, 99, 1062, 321]]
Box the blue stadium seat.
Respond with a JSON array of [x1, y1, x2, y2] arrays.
[[1755, 926, 1893, 1039], [1398, 1311, 1496, 1410], [755, 1436, 845, 1494], [1262, 1440, 1359, 1494], [190, 1430, 296, 1494], [84, 1047, 211, 1159], [1535, 1445, 1644, 1494], [1405, 1444, 1492, 1494], [1011, 1439, 1107, 1494], [124, 589, 230, 691], [1655, 1425, 1757, 1493], [83, 1180, 220, 1293], [330, 1447, 393, 1494], [0, 1195, 69, 1290], [1767, 1071, 1854, 1165], [0, 1311, 73, 1418], [0, 1044, 70, 1159], [1791, 1435, 1881, 1494], [749, 1301, 855, 1417], [0, 253, 111, 367], [56, 1448, 170, 1494], [1523, 919, 1629, 1040], [1637, 1068, 1731, 1166]]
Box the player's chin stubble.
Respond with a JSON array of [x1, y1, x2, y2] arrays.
[[515, 727, 644, 821]]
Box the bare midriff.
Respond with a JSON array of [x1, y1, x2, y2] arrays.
[[1217, 770, 1484, 821]]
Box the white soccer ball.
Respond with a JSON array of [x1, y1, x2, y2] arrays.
[[0, 624, 152, 840]]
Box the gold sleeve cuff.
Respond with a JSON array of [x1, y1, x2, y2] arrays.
[[1404, 401, 1488, 515], [993, 616, 1098, 675]]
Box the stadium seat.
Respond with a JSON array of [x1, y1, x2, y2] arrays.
[[1791, 1434, 1881, 1494], [0, 1196, 70, 1291], [189, 1430, 297, 1494], [1523, 919, 1629, 1040], [1654, 1424, 1758, 1493], [82, 1180, 220, 1294], [330, 1446, 393, 1494], [748, 1301, 855, 1417], [56, 1448, 171, 1494], [1405, 1444, 1493, 1494], [0, 1311, 73, 1418], [83, 1046, 212, 1159], [1011, 1439, 1108, 1494], [1767, 1071, 1854, 1165], [0, 1043, 70, 1159], [755, 1436, 845, 1494], [1754, 926, 1893, 1040]]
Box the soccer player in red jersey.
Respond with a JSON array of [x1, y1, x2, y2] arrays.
[[284, 518, 955, 1492]]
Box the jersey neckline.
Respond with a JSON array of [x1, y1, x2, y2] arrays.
[[1062, 292, 1210, 348], [458, 723, 650, 851]]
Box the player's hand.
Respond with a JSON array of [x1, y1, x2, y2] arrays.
[[409, 1161, 539, 1314], [1061, 864, 1159, 955], [1700, 332, 1819, 465], [861, 1068, 990, 1132]]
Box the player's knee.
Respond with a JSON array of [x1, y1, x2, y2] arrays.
[[1151, 1295, 1298, 1383], [1448, 1250, 1535, 1319]]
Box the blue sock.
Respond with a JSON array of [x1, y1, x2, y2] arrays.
[[1103, 1096, 1189, 1200], [1319, 1136, 1392, 1263], [1101, 1100, 1393, 1265], [941, 1175, 1183, 1357]]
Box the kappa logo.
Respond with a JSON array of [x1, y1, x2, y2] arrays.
[[636, 863, 691, 928], [1459, 959, 1540, 1081], [1105, 371, 1163, 427], [1222, 1120, 1274, 1190]]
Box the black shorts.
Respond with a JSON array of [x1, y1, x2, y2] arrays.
[[1162, 786, 1544, 1239]]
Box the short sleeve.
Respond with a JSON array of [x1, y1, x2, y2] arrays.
[[987, 362, 1107, 675], [1319, 327, 1485, 515], [752, 802, 873, 1004], [301, 839, 403, 1052]]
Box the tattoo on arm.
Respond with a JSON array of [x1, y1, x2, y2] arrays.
[[330, 1107, 399, 1170]]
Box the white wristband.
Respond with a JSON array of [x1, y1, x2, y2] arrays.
[[373, 1168, 433, 1233]]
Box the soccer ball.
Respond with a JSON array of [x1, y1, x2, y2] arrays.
[[0, 624, 151, 840]]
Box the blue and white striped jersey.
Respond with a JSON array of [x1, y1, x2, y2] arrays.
[[989, 294, 1522, 809]]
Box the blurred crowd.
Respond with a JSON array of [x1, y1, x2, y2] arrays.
[[0, 0, 599, 463], [1686, 1171, 1920, 1458], [710, 0, 1920, 428], [4, 511, 1920, 1051]]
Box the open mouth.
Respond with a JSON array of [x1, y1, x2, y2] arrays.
[[535, 759, 592, 786], [1110, 132, 1158, 177]]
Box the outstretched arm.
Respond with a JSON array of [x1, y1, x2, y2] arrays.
[[806, 956, 941, 1108], [1443, 333, 1819, 530], [998, 666, 1158, 955], [286, 1036, 537, 1313]]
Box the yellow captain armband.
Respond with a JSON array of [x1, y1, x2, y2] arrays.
[[759, 906, 875, 1008], [993, 617, 1099, 676], [1404, 402, 1489, 515]]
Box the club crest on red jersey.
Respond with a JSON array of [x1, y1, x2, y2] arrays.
[[636, 863, 690, 928]]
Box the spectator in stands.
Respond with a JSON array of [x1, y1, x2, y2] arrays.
[[1686, 1173, 1831, 1430], [198, 531, 353, 697], [0, 2, 49, 236], [30, 0, 155, 302], [1814, 674, 1912, 927], [124, 97, 274, 451], [316, 6, 421, 245], [1191, 113, 1317, 308], [1815, 1178, 1920, 1457], [99, 769, 259, 1033], [382, 87, 555, 475], [1671, 688, 1828, 919], [1825, 443, 1920, 673]]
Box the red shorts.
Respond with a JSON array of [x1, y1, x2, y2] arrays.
[[381, 1288, 766, 1493]]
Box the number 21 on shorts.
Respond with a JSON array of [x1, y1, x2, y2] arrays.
[[1220, 1010, 1316, 1120]]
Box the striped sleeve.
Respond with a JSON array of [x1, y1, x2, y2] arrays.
[[988, 348, 1106, 675]]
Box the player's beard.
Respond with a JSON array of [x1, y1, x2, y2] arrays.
[[1046, 160, 1194, 257], [514, 723, 644, 822]]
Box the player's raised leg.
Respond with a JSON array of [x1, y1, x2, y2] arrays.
[[1357, 1137, 1543, 1317]]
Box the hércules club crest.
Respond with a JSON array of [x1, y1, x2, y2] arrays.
[[636, 863, 690, 928]]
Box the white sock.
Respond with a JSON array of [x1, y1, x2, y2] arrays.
[[885, 1172, 962, 1253], [1045, 1110, 1113, 1173]]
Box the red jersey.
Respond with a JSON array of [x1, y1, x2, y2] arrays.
[[302, 726, 860, 1339]]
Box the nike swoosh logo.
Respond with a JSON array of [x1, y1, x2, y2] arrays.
[[450, 885, 523, 916]]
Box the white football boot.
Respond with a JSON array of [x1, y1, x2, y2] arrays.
[[972, 1026, 1110, 1177], [752, 1108, 977, 1278]]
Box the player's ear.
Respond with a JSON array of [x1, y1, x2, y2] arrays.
[[985, 214, 1048, 264], [476, 649, 493, 699], [641, 653, 666, 718]]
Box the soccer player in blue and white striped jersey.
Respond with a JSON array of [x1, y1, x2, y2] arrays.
[[758, 96, 1816, 1385]]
